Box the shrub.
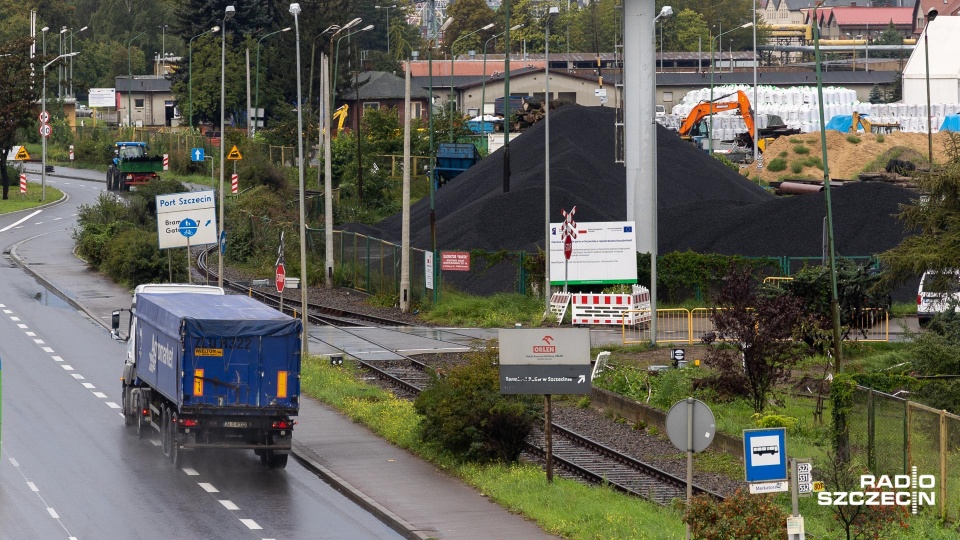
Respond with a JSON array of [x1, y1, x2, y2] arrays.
[[766, 158, 787, 172], [793, 144, 810, 154], [876, 134, 885, 143], [684, 489, 787, 540], [790, 161, 804, 174], [753, 413, 798, 430], [778, 151, 789, 158], [414, 345, 541, 462], [846, 135, 862, 144]]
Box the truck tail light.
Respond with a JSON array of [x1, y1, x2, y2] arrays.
[[141, 407, 149, 417], [179, 418, 199, 427], [271, 420, 292, 429]]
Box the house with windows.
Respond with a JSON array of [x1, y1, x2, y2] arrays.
[[115, 76, 176, 127], [336, 71, 431, 133]]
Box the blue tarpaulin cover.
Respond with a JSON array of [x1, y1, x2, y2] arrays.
[[826, 115, 853, 132], [940, 115, 960, 132]]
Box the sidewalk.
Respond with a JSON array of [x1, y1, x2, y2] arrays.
[[10, 234, 558, 540]]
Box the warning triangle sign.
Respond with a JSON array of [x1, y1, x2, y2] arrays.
[[226, 145, 243, 161], [14, 146, 30, 160]]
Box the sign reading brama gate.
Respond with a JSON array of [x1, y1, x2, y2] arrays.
[[498, 328, 591, 395]]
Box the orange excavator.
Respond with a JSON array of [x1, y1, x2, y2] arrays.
[[678, 90, 799, 155]]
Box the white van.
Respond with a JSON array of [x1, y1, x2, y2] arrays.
[[917, 271, 960, 325]]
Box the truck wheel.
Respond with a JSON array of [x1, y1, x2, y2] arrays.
[[136, 395, 146, 439], [161, 408, 171, 457], [169, 412, 180, 466], [261, 451, 288, 469], [123, 388, 134, 426]]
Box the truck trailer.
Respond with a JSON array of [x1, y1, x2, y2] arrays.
[[116, 289, 302, 468]]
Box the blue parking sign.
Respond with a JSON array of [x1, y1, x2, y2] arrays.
[[743, 428, 788, 482], [191, 148, 205, 162]]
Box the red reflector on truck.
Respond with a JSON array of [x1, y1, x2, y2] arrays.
[[271, 420, 292, 429], [179, 418, 199, 427]]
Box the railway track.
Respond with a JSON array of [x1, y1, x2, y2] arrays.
[[197, 248, 725, 504]]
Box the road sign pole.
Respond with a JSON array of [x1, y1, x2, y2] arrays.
[[545, 394, 553, 483], [186, 236, 192, 284], [686, 397, 694, 540]]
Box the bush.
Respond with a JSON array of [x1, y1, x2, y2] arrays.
[[793, 144, 810, 154], [684, 488, 787, 540], [876, 134, 885, 143], [766, 158, 787, 172], [790, 161, 804, 174], [846, 135, 862, 144], [413, 345, 541, 462]]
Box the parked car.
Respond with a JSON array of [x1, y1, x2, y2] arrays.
[[917, 270, 960, 326]]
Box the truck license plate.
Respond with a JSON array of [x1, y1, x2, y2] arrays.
[[223, 421, 248, 428]]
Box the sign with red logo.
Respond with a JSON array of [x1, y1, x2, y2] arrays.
[[498, 328, 592, 395], [276, 263, 286, 293], [440, 251, 470, 271]]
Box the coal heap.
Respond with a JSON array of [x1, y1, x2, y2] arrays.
[[344, 105, 919, 296]]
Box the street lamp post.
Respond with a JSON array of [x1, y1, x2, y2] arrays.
[[650, 5, 672, 347], [450, 23, 494, 142], [218, 5, 236, 288], [253, 26, 291, 137], [333, 24, 374, 106], [544, 7, 558, 312], [67, 26, 87, 96], [375, 4, 397, 56], [160, 24, 168, 61], [925, 8, 938, 169], [708, 22, 751, 155], [42, 53, 78, 201], [290, 2, 309, 359], [752, 0, 759, 164], [482, 24, 522, 118], [428, 15, 454, 303], [127, 30, 147, 127], [189, 26, 220, 129], [308, 24, 342, 113], [58, 27, 67, 98]]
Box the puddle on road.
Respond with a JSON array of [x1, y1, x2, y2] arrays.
[[32, 289, 72, 309]]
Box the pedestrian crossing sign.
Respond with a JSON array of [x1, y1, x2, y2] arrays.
[[227, 145, 243, 160], [14, 146, 30, 160]]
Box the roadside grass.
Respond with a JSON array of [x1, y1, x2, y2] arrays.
[[0, 183, 65, 213], [299, 356, 687, 539], [420, 289, 546, 327]]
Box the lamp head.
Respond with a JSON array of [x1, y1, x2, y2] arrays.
[[60, 27, 68, 34], [440, 17, 454, 32], [482, 23, 495, 30], [282, 26, 292, 32], [41, 26, 49, 32], [510, 24, 523, 31], [226, 5, 236, 17], [288, 3, 299, 16], [928, 8, 938, 22], [361, 24, 374, 31], [79, 26, 89, 32], [659, 6, 673, 19], [548, 6, 560, 17], [211, 26, 221, 33], [741, 22, 753, 29], [344, 17, 362, 30]]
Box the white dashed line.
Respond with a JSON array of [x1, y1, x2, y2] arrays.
[[34, 339, 45, 344], [71, 374, 84, 379], [17, 324, 27, 329], [60, 365, 74, 371], [52, 356, 63, 362], [9, 458, 18, 467], [240, 519, 262, 530], [219, 500, 240, 511], [93, 392, 107, 399], [2, 310, 11, 314], [46, 508, 59, 519], [27, 482, 39, 492], [25, 331, 35, 336], [82, 383, 95, 389], [10, 316, 19, 321], [183, 468, 199, 476], [199, 483, 219, 493], [106, 402, 121, 409]]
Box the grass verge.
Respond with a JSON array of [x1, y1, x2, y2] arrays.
[[421, 290, 547, 327], [300, 355, 687, 539], [0, 182, 65, 213]]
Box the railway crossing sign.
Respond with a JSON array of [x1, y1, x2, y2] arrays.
[[14, 146, 30, 160], [276, 263, 286, 293], [744, 427, 788, 483], [560, 206, 577, 260]]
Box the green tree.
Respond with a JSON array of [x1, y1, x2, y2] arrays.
[[662, 8, 709, 53], [444, 0, 498, 55], [0, 36, 41, 200], [878, 134, 960, 286]]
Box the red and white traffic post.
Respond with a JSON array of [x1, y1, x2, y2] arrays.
[[19, 174, 26, 195], [231, 173, 238, 194]]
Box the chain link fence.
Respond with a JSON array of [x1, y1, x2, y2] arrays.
[[849, 386, 960, 521]]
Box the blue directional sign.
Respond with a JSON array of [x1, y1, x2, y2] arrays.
[[219, 230, 227, 255], [191, 148, 205, 162], [178, 218, 199, 238], [743, 427, 788, 482]]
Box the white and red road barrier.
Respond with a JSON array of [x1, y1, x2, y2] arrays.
[[19, 174, 26, 194], [570, 285, 652, 326], [231, 173, 238, 194]]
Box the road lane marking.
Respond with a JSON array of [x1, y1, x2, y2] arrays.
[[61, 365, 74, 371], [27, 482, 39, 492], [219, 500, 240, 510], [92, 392, 107, 398], [240, 519, 262, 530], [82, 383, 95, 389], [0, 209, 40, 232], [199, 483, 219, 493], [183, 468, 200, 476], [106, 402, 121, 409], [47, 508, 59, 519]]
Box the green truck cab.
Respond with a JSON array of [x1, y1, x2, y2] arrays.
[[107, 142, 163, 191]]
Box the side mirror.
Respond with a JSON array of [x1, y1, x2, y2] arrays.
[[112, 310, 120, 331]]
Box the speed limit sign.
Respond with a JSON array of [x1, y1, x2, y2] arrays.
[[38, 110, 50, 123], [39, 124, 52, 138]]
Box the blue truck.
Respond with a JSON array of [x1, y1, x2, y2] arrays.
[[116, 287, 302, 468]]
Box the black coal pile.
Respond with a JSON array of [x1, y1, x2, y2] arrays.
[[343, 105, 918, 296]]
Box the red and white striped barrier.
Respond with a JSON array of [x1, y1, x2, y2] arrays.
[[162, 154, 169, 170], [231, 173, 238, 194], [19, 174, 26, 194], [69, 145, 74, 161], [571, 285, 652, 326], [549, 292, 572, 324]]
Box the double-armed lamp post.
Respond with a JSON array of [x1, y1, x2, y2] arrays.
[[450, 23, 495, 141]]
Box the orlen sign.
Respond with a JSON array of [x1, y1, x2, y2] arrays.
[[499, 329, 589, 365], [533, 336, 557, 354]]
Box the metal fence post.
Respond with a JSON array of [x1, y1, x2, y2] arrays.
[[905, 400, 912, 475], [867, 388, 875, 470], [940, 409, 947, 521]]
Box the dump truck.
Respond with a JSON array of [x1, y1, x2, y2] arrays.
[[107, 141, 164, 191], [115, 285, 302, 468]]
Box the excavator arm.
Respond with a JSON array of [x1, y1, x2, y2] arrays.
[[677, 90, 755, 138]]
